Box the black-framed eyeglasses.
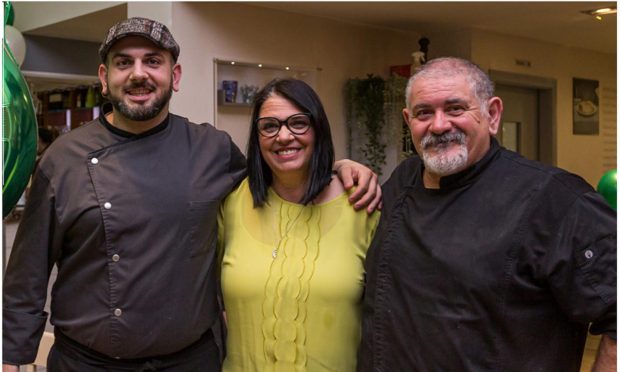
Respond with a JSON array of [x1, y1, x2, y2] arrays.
[[256, 113, 312, 137]]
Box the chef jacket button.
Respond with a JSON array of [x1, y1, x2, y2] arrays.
[[584, 250, 594, 259], [112, 254, 120, 262], [91, 158, 99, 165], [104, 202, 112, 209], [114, 308, 122, 317]]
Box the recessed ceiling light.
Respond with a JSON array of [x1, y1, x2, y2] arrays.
[[582, 6, 617, 17], [593, 7, 616, 15]]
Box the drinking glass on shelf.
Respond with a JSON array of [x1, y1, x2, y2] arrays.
[[222, 80, 238, 103]]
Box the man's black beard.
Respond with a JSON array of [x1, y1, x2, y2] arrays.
[[107, 82, 173, 122]]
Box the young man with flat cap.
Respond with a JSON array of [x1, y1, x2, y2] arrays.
[[3, 17, 379, 371]]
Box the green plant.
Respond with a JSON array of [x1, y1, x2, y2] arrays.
[[384, 74, 413, 160], [345, 74, 386, 175], [345, 73, 413, 175]]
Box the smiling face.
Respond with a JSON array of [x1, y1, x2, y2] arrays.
[[403, 73, 502, 188], [98, 36, 181, 132], [258, 94, 315, 186]]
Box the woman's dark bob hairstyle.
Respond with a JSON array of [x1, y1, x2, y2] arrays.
[[246, 78, 335, 207]]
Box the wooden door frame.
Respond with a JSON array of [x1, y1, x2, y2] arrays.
[[489, 70, 557, 166]]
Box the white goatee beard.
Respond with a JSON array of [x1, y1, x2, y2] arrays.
[[420, 131, 468, 176]]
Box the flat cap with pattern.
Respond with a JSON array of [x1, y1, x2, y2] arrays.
[[99, 17, 180, 63]]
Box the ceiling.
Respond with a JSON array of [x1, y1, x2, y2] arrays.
[[251, 2, 617, 54], [18, 2, 617, 54], [18, 4, 128, 43]]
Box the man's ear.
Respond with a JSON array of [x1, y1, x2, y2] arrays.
[[487, 97, 503, 136], [98, 64, 108, 96], [172, 63, 182, 92], [402, 108, 413, 131]]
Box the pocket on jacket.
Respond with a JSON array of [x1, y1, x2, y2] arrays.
[[186, 200, 219, 258]]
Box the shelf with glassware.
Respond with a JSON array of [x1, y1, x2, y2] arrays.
[[24, 72, 105, 135], [35, 85, 106, 134], [214, 59, 319, 106], [214, 58, 320, 150]]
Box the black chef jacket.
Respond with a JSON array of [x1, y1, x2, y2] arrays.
[[3, 113, 246, 364], [359, 138, 616, 371]]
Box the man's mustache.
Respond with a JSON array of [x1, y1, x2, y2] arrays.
[[123, 82, 157, 91], [421, 131, 466, 149]]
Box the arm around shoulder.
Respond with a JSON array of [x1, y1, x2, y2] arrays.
[[591, 334, 616, 372], [3, 364, 19, 372], [333, 159, 381, 213]]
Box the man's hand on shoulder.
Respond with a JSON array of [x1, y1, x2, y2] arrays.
[[592, 334, 616, 372], [333, 159, 382, 213], [3, 364, 19, 372]]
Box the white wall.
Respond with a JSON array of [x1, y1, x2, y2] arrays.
[[470, 30, 616, 186], [169, 2, 417, 168], [127, 2, 172, 26]]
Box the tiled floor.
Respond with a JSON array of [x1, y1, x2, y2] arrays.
[[2, 219, 601, 371]]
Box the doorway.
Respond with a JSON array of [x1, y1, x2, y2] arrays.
[[489, 70, 556, 166], [495, 85, 539, 161]]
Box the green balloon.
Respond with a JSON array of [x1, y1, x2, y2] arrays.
[[596, 169, 617, 210], [3, 40, 37, 217], [4, 2, 15, 26]]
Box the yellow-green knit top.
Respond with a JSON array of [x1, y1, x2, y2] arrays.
[[218, 178, 379, 372]]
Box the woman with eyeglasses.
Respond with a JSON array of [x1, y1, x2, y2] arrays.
[[218, 78, 379, 371]]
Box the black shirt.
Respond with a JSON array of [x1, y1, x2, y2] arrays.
[[3, 114, 246, 363], [359, 139, 616, 371]]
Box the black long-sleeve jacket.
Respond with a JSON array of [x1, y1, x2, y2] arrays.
[[359, 139, 616, 371], [3, 113, 246, 364]]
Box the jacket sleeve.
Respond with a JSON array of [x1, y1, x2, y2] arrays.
[[544, 191, 616, 339], [199, 121, 246, 190], [3, 167, 61, 365], [226, 134, 247, 189], [216, 201, 227, 288]]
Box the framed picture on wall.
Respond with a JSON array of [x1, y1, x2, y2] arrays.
[[572, 78, 599, 135]]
